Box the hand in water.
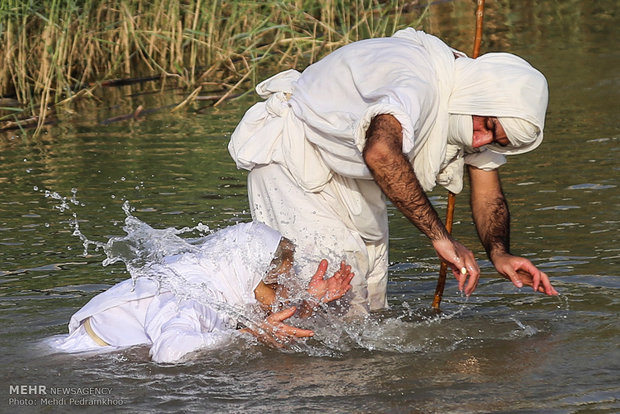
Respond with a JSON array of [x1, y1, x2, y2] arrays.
[[241, 306, 314, 348], [432, 237, 480, 296], [492, 253, 558, 295]]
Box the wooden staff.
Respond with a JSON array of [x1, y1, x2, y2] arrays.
[[432, 0, 485, 311]]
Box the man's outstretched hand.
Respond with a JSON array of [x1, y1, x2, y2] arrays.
[[492, 252, 558, 295], [307, 259, 355, 304]]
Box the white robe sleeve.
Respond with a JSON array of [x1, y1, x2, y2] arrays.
[[147, 296, 230, 364], [291, 38, 440, 170], [464, 149, 507, 170]]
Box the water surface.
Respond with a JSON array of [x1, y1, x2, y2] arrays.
[[1, 1, 618, 412]]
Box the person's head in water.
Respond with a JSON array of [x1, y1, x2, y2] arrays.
[[264, 237, 296, 284]]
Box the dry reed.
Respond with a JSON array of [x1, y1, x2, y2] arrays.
[[0, 0, 428, 133]]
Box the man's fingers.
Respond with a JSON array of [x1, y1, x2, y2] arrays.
[[465, 261, 481, 296], [336, 263, 354, 282], [505, 267, 524, 289], [514, 268, 536, 289], [452, 264, 479, 296], [464, 273, 478, 296], [452, 258, 469, 293], [248, 306, 316, 349], [532, 271, 541, 293], [268, 306, 297, 323], [244, 326, 287, 348], [261, 306, 315, 344], [448, 249, 480, 296], [447, 256, 465, 292], [344, 271, 355, 286], [271, 318, 314, 339], [515, 269, 558, 295], [456, 267, 466, 292], [333, 262, 351, 280], [519, 261, 541, 291], [448, 246, 478, 294], [539, 272, 558, 295], [280, 325, 314, 338], [310, 259, 329, 284], [520, 262, 558, 295]]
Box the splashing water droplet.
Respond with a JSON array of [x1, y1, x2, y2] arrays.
[[44, 190, 474, 356]]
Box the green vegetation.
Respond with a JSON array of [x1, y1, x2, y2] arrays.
[[0, 0, 429, 133]]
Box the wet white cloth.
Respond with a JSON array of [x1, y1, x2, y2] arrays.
[[248, 163, 389, 313], [53, 222, 281, 363], [229, 28, 548, 311]]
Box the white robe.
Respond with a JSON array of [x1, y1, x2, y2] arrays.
[[229, 29, 547, 312], [53, 222, 282, 363], [230, 31, 468, 312]]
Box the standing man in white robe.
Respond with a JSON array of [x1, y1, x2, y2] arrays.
[[228, 29, 558, 314], [52, 222, 354, 363]]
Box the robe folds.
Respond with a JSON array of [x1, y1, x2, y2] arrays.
[[229, 29, 547, 312], [52, 222, 282, 363]]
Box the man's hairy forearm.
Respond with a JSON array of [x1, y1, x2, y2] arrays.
[[473, 193, 511, 259], [363, 115, 450, 241]]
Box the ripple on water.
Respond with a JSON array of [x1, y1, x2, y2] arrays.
[[535, 205, 580, 211], [567, 183, 616, 190]]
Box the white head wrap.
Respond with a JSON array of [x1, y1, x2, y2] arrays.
[[386, 30, 549, 194], [193, 221, 283, 306], [494, 117, 541, 154], [448, 52, 548, 155], [447, 114, 474, 150]]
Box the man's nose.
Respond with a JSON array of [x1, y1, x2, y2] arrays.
[[472, 132, 493, 148]]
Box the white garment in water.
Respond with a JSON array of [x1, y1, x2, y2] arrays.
[[51, 221, 281, 363]]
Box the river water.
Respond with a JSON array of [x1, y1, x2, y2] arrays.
[[1, 1, 618, 412]]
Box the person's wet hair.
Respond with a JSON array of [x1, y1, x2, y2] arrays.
[[264, 237, 295, 284]]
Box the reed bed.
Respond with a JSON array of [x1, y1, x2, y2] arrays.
[[0, 0, 428, 133]]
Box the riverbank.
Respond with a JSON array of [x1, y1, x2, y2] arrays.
[[0, 0, 429, 134]]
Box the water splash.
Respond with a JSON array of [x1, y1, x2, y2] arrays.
[[42, 188, 534, 357], [43, 187, 81, 212], [41, 191, 306, 351], [509, 317, 538, 338], [100, 201, 209, 270], [65, 201, 253, 324]]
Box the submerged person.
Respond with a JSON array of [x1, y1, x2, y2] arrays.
[[51, 221, 354, 363], [228, 28, 558, 314]]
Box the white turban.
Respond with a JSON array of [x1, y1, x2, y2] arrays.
[[447, 113, 474, 150], [448, 52, 549, 155], [494, 116, 541, 154]]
